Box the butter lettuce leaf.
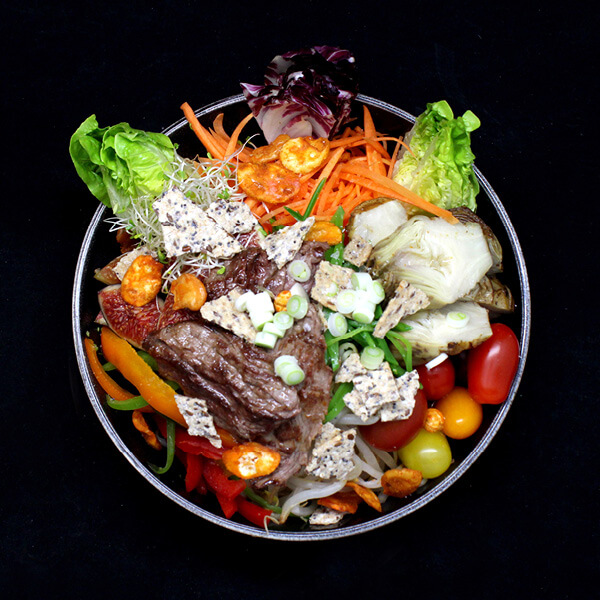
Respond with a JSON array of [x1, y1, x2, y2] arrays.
[[69, 115, 176, 213], [393, 101, 481, 212]]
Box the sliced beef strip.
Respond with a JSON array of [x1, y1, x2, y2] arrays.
[[202, 241, 328, 299], [143, 304, 332, 487]]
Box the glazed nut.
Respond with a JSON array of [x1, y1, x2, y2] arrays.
[[171, 273, 207, 311], [121, 255, 163, 307], [222, 442, 281, 480], [424, 407, 445, 433], [305, 221, 343, 245], [381, 468, 423, 498], [279, 137, 330, 174], [274, 290, 292, 312], [346, 481, 382, 512]]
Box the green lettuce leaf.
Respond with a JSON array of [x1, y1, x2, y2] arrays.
[[69, 115, 176, 213], [393, 100, 481, 212]]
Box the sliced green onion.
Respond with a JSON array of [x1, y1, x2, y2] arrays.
[[290, 282, 309, 300], [324, 282, 339, 298], [254, 331, 278, 349], [327, 312, 348, 337], [242, 487, 283, 514], [339, 342, 358, 363], [351, 272, 372, 291], [287, 295, 308, 319], [250, 310, 274, 331], [446, 311, 470, 328], [273, 311, 294, 330], [335, 289, 358, 314], [279, 362, 305, 385], [352, 300, 376, 324], [106, 395, 149, 411], [235, 290, 256, 312], [274, 355, 299, 375], [365, 280, 386, 304], [288, 260, 311, 282], [262, 322, 285, 338], [360, 346, 385, 370], [149, 417, 175, 475]]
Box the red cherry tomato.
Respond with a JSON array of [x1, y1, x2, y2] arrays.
[[416, 358, 456, 401], [468, 323, 520, 405], [360, 389, 427, 451]]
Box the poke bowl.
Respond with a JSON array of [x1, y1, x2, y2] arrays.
[[72, 92, 530, 541]]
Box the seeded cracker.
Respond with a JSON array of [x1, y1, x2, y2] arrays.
[[206, 199, 258, 235], [343, 234, 373, 267], [264, 217, 315, 268], [310, 261, 355, 311], [153, 189, 242, 259], [309, 506, 345, 526], [334, 352, 367, 383], [379, 370, 420, 422], [174, 394, 222, 448], [200, 289, 256, 343], [305, 422, 356, 480], [373, 280, 430, 338]]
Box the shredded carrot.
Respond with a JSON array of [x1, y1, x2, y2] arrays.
[[180, 102, 225, 160], [340, 164, 458, 223], [224, 113, 254, 159]]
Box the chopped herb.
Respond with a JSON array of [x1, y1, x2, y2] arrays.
[[217, 266, 226, 274]]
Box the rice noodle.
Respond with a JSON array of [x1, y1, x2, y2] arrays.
[[279, 478, 347, 523]]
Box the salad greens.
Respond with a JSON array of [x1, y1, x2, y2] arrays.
[[393, 100, 481, 212], [69, 115, 176, 214]]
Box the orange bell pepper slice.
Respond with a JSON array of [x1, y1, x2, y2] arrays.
[[84, 337, 135, 402], [100, 327, 186, 427]]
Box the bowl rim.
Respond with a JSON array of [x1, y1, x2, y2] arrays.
[[72, 93, 531, 541]]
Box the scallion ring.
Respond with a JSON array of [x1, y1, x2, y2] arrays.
[[327, 312, 348, 337], [351, 272, 372, 291], [273, 311, 294, 330], [278, 362, 305, 385], [287, 295, 309, 320], [335, 289, 358, 315], [288, 260, 311, 283], [360, 346, 385, 370]]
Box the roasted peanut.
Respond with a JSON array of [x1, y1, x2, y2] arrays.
[[279, 137, 330, 174], [381, 468, 423, 498], [222, 442, 281, 479], [121, 255, 163, 307], [237, 162, 301, 205], [171, 273, 207, 311]]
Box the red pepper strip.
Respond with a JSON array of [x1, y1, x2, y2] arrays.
[[196, 477, 207, 495], [216, 493, 238, 518], [203, 460, 246, 500], [154, 417, 225, 460], [176, 429, 225, 460], [236, 496, 273, 527], [185, 453, 204, 493]]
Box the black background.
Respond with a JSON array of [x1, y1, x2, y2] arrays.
[[2, 2, 597, 599]]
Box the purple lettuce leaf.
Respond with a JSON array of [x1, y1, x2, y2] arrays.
[[241, 46, 358, 143]]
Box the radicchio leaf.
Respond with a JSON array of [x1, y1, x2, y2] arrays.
[[241, 46, 358, 143]]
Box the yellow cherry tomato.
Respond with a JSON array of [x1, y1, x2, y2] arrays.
[[435, 387, 483, 440]]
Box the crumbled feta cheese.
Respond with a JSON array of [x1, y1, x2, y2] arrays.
[[343, 235, 373, 267], [206, 199, 258, 235], [373, 280, 430, 339], [379, 370, 420, 422], [305, 422, 357, 480], [174, 394, 222, 448], [310, 261, 355, 311], [264, 217, 315, 268], [309, 506, 345, 526], [200, 289, 256, 343], [153, 189, 242, 259]]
